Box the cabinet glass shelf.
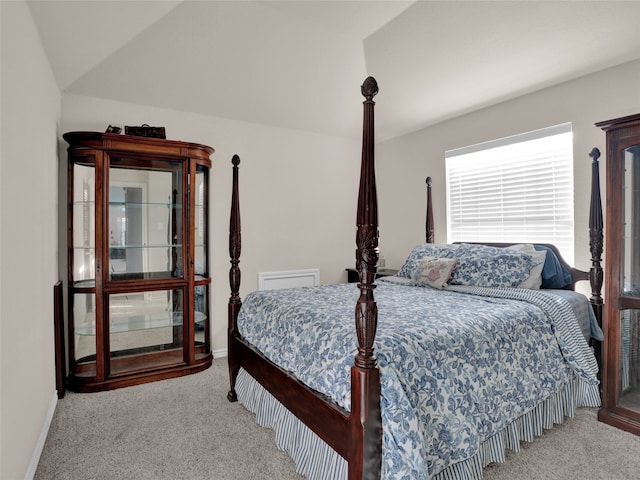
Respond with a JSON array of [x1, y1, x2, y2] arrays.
[[107, 244, 184, 249], [74, 311, 207, 336], [73, 201, 183, 207], [107, 201, 182, 207], [72, 275, 209, 288]]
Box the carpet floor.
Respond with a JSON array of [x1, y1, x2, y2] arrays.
[[35, 358, 640, 479]]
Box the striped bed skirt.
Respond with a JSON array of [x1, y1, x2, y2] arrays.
[[236, 368, 600, 480]]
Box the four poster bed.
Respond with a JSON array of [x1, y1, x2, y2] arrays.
[[226, 77, 605, 480]]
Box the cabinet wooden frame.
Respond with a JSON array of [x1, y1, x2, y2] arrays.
[[64, 132, 213, 392], [597, 113, 640, 435]]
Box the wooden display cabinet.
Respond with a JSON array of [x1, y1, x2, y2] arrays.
[[64, 131, 213, 392], [597, 113, 640, 434]]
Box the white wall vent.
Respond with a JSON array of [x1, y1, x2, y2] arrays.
[[257, 269, 320, 291]]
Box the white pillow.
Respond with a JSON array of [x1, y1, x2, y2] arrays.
[[449, 244, 535, 288]]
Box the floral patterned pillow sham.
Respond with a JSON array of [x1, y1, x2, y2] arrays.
[[448, 243, 536, 288], [397, 244, 459, 278], [508, 244, 547, 289]]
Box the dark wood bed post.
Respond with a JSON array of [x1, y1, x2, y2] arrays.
[[227, 154, 242, 402], [426, 176, 435, 243], [349, 76, 383, 480], [588, 147, 604, 373]]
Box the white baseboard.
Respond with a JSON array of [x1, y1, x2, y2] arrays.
[[213, 348, 228, 358], [24, 391, 58, 480]]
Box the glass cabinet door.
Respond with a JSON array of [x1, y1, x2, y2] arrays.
[[108, 158, 184, 281], [72, 161, 96, 285], [194, 165, 208, 279], [619, 144, 640, 411], [70, 158, 99, 377], [622, 146, 640, 296], [108, 287, 185, 374], [72, 292, 97, 370], [193, 163, 210, 357]]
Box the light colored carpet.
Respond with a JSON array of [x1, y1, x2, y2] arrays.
[[36, 358, 640, 479]]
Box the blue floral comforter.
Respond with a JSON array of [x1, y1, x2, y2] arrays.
[[236, 281, 599, 479]]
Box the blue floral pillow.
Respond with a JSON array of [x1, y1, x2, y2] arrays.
[[397, 244, 459, 278], [449, 243, 535, 288]]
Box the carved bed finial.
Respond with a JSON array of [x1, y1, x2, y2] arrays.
[[361, 77, 379, 102]]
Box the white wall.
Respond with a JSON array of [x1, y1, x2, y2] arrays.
[[376, 59, 640, 281], [1, 2, 61, 479], [60, 95, 361, 354]]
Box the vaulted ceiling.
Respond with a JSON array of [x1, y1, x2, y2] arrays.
[[27, 0, 640, 141]]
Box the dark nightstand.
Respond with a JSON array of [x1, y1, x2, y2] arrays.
[[345, 267, 399, 283]]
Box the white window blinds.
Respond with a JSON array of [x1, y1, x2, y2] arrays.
[[445, 123, 574, 263]]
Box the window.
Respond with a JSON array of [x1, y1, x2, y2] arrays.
[[445, 123, 574, 263]]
